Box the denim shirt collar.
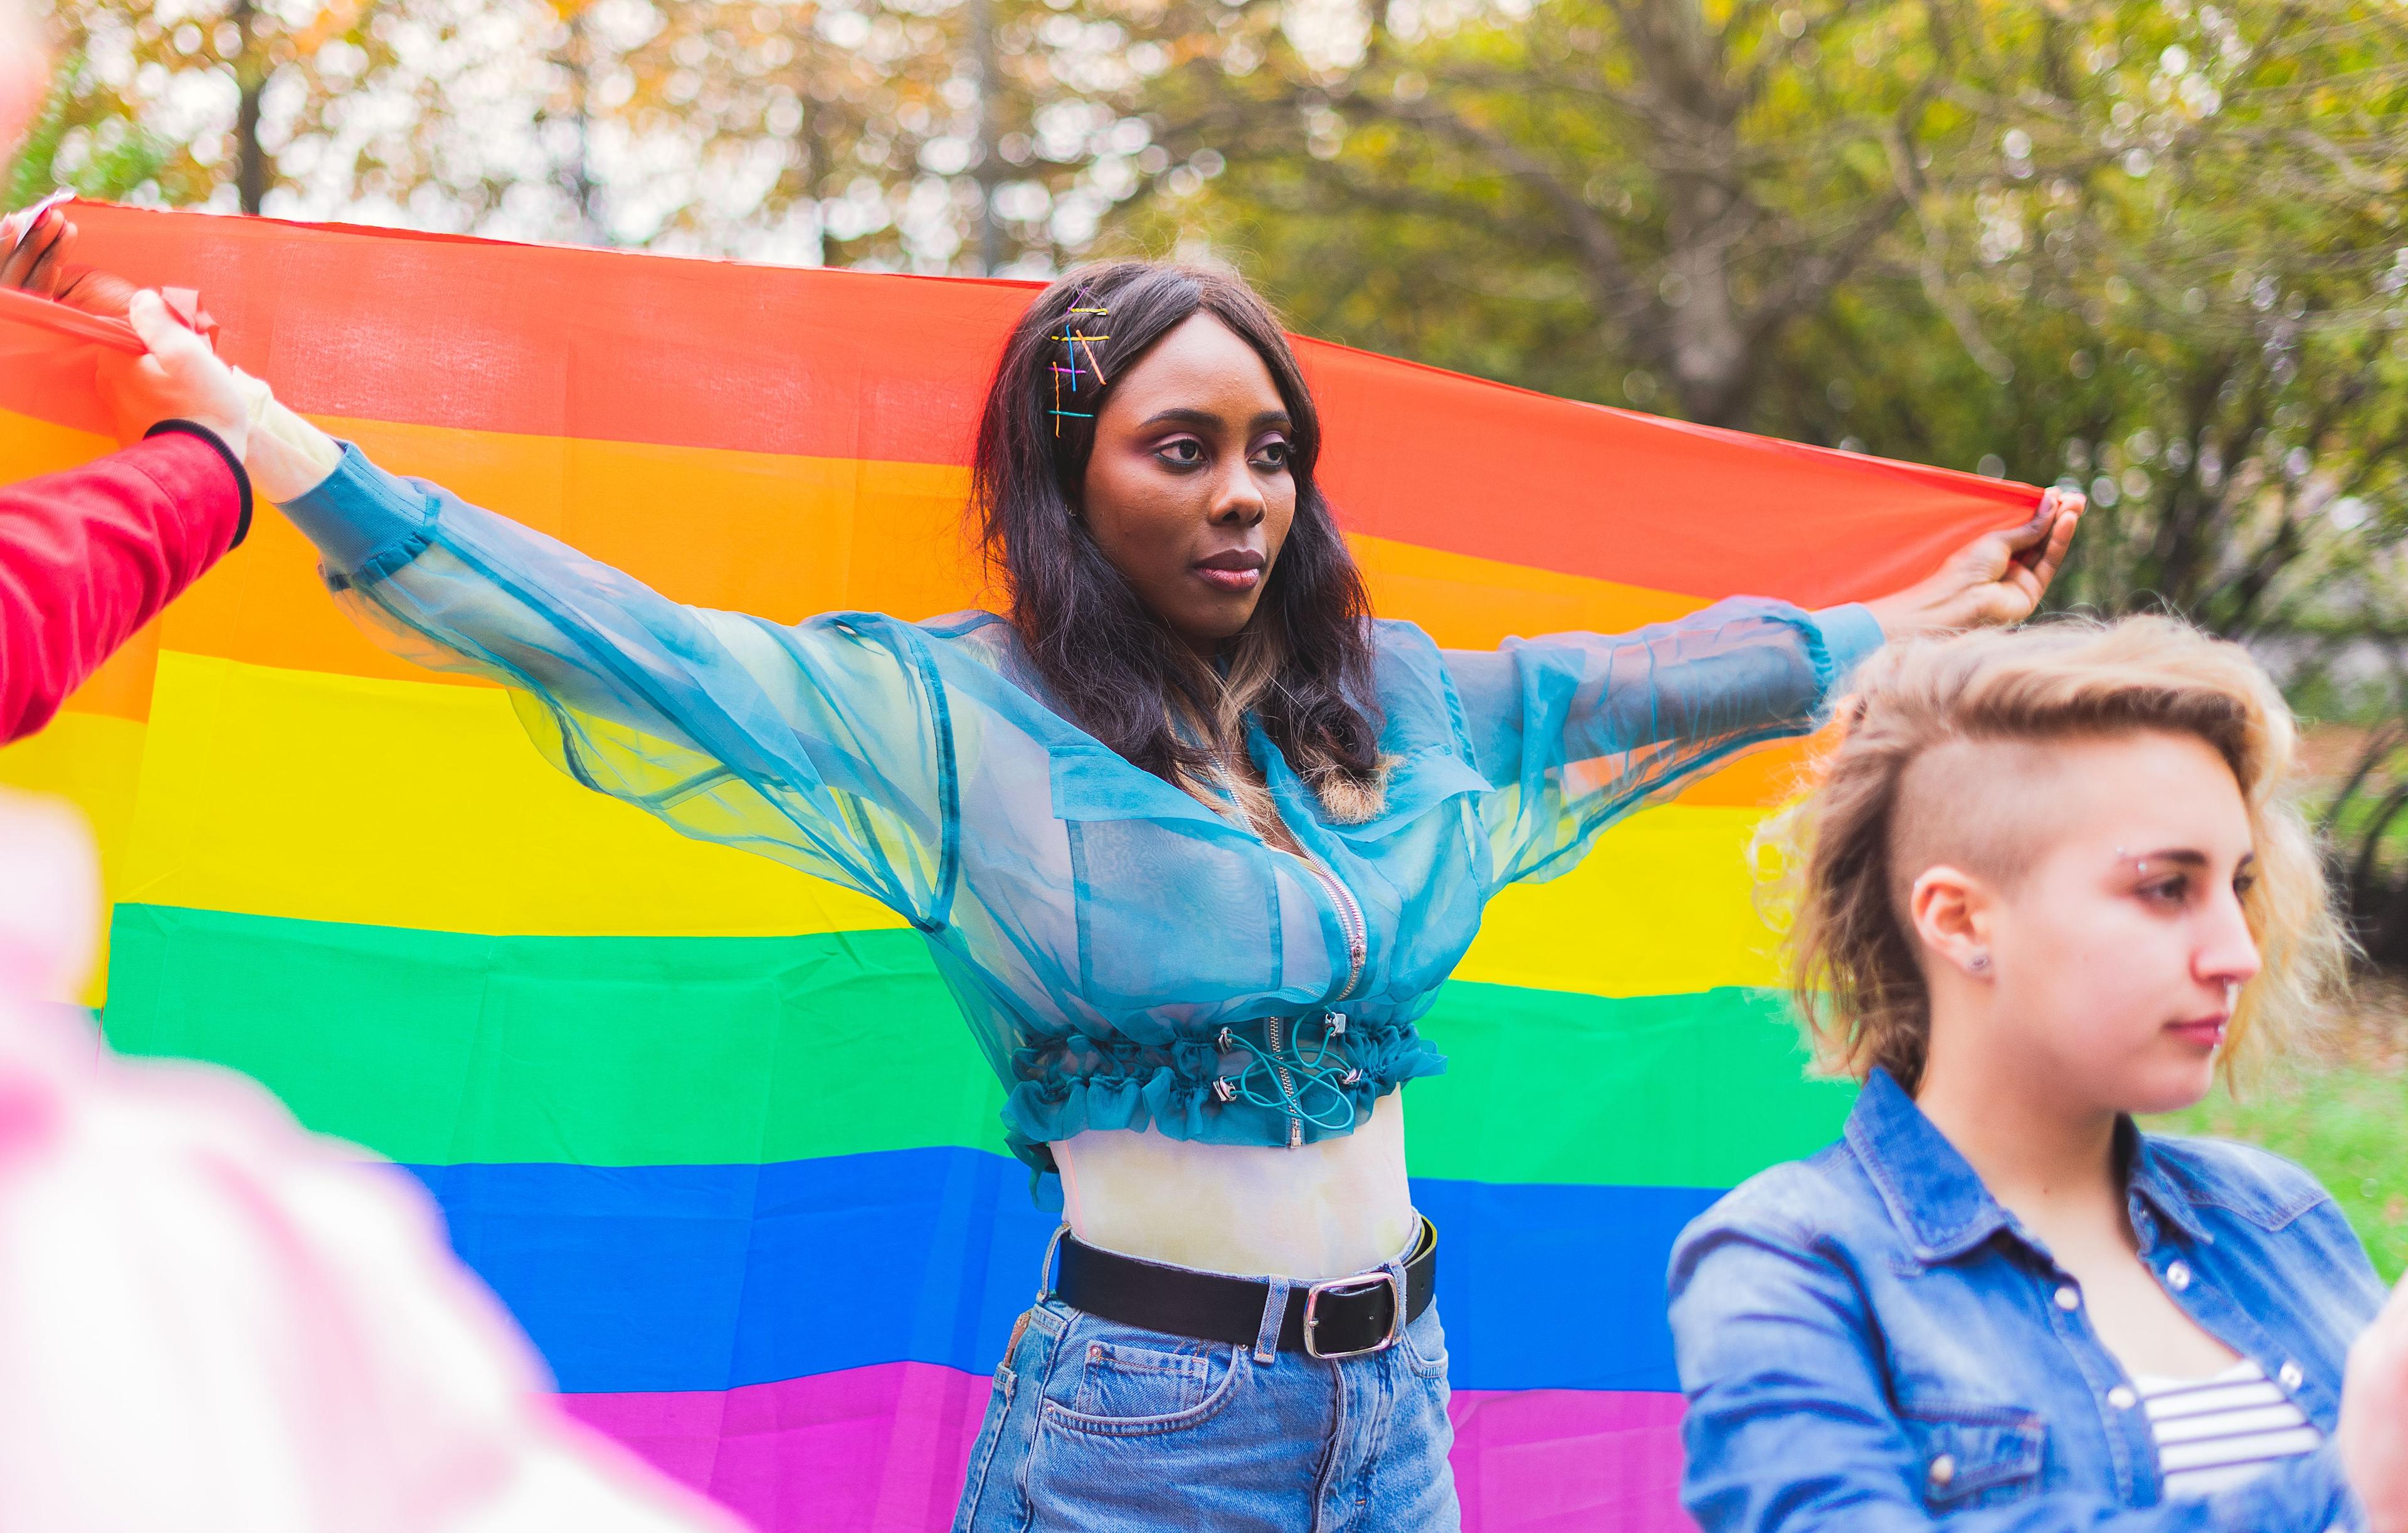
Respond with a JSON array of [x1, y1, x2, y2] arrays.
[[1844, 1067, 2214, 1265], [2123, 1128, 2218, 1248]]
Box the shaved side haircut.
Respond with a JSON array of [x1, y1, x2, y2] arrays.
[[1757, 615, 2346, 1092]]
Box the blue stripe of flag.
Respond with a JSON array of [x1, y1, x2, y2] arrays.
[[403, 1147, 1719, 1394]]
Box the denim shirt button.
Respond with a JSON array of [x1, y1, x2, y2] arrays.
[[2278, 1361, 2305, 1391], [1927, 1453, 1956, 1488], [2165, 1260, 2192, 1291], [2054, 1285, 2081, 1311], [2107, 1384, 2137, 1409]]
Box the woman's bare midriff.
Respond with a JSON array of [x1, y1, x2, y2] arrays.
[[1054, 1090, 1417, 1282]]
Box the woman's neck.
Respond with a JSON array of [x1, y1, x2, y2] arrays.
[[1913, 1014, 2124, 1231]]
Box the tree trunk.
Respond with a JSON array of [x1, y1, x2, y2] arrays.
[[230, 0, 267, 214], [560, 5, 603, 244], [969, 0, 1003, 275]]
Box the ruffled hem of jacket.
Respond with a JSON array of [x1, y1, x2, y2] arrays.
[[1000, 1019, 1448, 1176]]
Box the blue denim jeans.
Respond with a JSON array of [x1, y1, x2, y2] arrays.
[[952, 1237, 1460, 1532]]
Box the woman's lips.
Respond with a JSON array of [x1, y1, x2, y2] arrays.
[[2166, 1017, 2229, 1050], [1193, 551, 1265, 593], [1195, 566, 1262, 593]]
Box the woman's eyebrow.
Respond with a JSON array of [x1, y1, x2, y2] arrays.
[[2121, 848, 2261, 875], [1133, 407, 1293, 432], [1137, 407, 1225, 429]]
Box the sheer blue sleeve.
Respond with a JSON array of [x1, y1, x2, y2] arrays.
[[1441, 599, 1882, 888], [280, 444, 957, 925]]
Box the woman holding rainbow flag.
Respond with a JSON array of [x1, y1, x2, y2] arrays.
[[60, 248, 2076, 1528]]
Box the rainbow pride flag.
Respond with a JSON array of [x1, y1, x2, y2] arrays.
[[0, 204, 2034, 1531]]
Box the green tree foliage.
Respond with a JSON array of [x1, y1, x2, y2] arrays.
[[8, 59, 166, 207], [7, 19, 214, 209], [9, 0, 382, 214], [1118, 0, 2015, 423], [557, 0, 1168, 265], [1763, 4, 2408, 640], [14, 0, 1173, 268], [1119, 1, 2408, 638]]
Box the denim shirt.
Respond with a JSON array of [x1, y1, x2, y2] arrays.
[[280, 446, 1884, 1180], [1668, 1068, 2387, 1531]]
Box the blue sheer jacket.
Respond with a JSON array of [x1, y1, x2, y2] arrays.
[[284, 445, 1886, 1179]]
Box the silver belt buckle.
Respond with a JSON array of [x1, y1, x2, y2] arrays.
[[1302, 1269, 1403, 1359]]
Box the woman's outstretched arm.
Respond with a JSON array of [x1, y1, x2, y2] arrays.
[[234, 367, 749, 745], [1444, 492, 2080, 887], [103, 295, 960, 925]]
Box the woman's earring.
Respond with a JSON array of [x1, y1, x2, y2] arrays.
[[1968, 952, 1991, 974]]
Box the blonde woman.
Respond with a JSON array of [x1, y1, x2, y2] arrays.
[[1668, 617, 2408, 1530]]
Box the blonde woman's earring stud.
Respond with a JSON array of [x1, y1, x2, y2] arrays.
[[1968, 952, 1991, 973]]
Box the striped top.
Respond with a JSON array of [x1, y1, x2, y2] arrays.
[[2132, 1358, 2321, 1497]]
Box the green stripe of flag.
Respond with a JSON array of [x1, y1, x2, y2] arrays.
[[102, 903, 1852, 1186]]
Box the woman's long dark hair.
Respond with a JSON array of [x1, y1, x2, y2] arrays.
[[971, 261, 1389, 822]]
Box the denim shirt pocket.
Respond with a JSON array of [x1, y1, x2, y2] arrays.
[[1895, 1400, 2046, 1512]]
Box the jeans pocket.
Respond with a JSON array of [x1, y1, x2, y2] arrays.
[[1399, 1304, 1450, 1382], [1070, 1338, 1215, 1418], [1040, 1320, 1242, 1438]]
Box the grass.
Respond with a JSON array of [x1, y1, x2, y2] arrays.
[[2147, 981, 2408, 1285]]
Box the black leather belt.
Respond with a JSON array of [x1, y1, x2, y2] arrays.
[[1054, 1216, 1436, 1360]]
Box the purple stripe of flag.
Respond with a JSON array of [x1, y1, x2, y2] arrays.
[[562, 1364, 1692, 1532]]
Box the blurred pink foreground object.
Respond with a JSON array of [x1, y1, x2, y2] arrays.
[[0, 789, 750, 1533], [0, 0, 44, 153]]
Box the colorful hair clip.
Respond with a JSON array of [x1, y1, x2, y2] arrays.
[[1051, 288, 1110, 435]]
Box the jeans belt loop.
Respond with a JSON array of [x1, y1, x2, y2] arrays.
[[1035, 1221, 1071, 1305], [1253, 1276, 1291, 1365]]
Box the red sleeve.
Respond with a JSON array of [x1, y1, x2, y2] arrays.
[[0, 428, 248, 743]]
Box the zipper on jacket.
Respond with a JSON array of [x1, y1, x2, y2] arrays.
[[1210, 757, 1368, 1147], [1292, 858, 1366, 1149], [1265, 1014, 1302, 1148], [1302, 858, 1367, 1006]]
